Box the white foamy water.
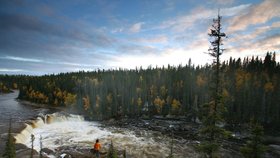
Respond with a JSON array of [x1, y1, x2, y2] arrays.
[[16, 113, 199, 158]]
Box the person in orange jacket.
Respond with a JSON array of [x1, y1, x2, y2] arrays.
[[93, 139, 101, 158]]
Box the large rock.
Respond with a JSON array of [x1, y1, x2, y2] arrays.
[[41, 148, 55, 155], [269, 144, 280, 156], [16, 148, 39, 158], [264, 136, 280, 145], [15, 143, 29, 150]]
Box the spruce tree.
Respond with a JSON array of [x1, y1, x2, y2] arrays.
[[197, 12, 230, 158], [3, 119, 16, 158], [240, 120, 266, 158]]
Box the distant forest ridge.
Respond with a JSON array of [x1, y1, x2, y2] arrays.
[[0, 52, 279, 129]]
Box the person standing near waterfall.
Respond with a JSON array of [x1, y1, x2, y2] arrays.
[[93, 139, 101, 158]]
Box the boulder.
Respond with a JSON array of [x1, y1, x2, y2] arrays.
[[16, 148, 39, 158], [41, 148, 55, 155], [269, 144, 280, 156]]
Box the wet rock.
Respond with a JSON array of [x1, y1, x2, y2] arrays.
[[15, 143, 29, 150], [16, 148, 39, 158], [269, 145, 280, 156], [41, 148, 55, 155], [58, 150, 94, 158], [108, 118, 115, 123], [265, 136, 280, 145]]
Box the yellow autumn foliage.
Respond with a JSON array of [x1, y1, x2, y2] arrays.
[[83, 95, 90, 111], [137, 97, 142, 107], [196, 75, 206, 87], [65, 93, 77, 106], [171, 99, 181, 114], [264, 82, 274, 92]]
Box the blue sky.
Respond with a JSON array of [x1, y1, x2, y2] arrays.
[[0, 0, 279, 75]]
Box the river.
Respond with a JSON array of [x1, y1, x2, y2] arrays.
[[0, 91, 53, 154], [0, 91, 199, 158]]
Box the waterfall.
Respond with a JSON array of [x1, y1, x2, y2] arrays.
[[15, 112, 85, 144], [14, 112, 198, 158]]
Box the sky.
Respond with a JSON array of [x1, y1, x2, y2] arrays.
[[0, 0, 280, 75]]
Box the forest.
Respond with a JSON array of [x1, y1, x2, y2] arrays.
[[1, 52, 279, 130]]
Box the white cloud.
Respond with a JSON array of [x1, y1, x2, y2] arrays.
[[158, 4, 250, 32], [129, 22, 144, 33], [228, 0, 280, 32], [225, 34, 280, 62], [227, 20, 280, 44], [0, 68, 25, 72], [111, 28, 123, 33], [272, 21, 280, 28], [1, 56, 101, 67], [1, 56, 43, 62], [132, 35, 168, 44]]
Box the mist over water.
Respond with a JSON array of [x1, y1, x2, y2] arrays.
[[17, 113, 199, 158]]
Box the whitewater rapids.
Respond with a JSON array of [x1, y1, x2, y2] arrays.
[[15, 113, 199, 158]]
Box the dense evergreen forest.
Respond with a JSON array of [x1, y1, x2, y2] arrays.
[[1, 52, 279, 130]]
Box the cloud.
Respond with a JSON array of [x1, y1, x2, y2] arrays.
[[158, 4, 250, 32], [111, 28, 124, 33], [0, 10, 118, 74], [0, 12, 115, 47], [129, 22, 144, 33], [117, 44, 159, 55], [0, 56, 102, 68], [0, 68, 25, 72], [256, 34, 280, 50], [0, 56, 43, 62], [228, 0, 280, 32], [228, 19, 280, 44], [226, 34, 280, 59], [132, 35, 168, 44], [272, 21, 280, 28], [211, 0, 234, 5]]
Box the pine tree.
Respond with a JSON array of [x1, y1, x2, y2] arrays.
[[197, 12, 230, 158], [3, 119, 16, 158], [240, 120, 266, 158], [122, 149, 126, 158]]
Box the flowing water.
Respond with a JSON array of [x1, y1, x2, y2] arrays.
[[1, 91, 199, 158], [15, 113, 199, 158], [0, 91, 53, 153]]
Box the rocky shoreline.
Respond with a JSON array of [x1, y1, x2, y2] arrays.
[[101, 116, 280, 158]]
